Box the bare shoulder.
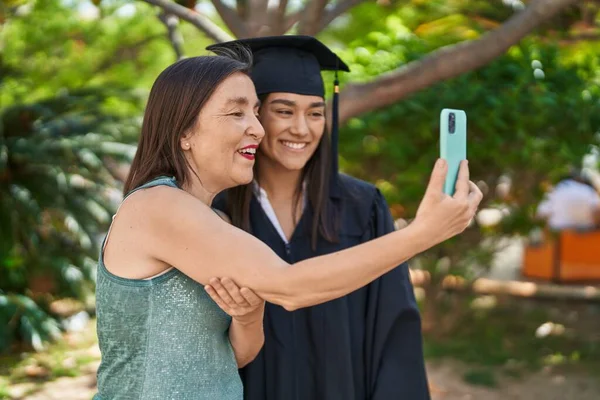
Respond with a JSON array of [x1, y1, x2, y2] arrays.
[[103, 185, 203, 279], [111, 185, 279, 285], [120, 185, 212, 221], [112, 185, 224, 249]]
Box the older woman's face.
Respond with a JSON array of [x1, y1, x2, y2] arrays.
[[181, 72, 264, 192], [257, 92, 326, 172]]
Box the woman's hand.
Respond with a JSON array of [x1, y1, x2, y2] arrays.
[[413, 159, 483, 245], [206, 277, 265, 367], [205, 277, 265, 326]]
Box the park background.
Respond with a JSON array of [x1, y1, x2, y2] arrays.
[[1, 0, 600, 398]]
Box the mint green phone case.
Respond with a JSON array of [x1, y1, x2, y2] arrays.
[[440, 109, 467, 196]]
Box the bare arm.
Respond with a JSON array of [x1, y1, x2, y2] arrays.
[[128, 160, 480, 310], [229, 318, 263, 368]]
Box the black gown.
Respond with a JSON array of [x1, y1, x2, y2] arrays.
[[213, 174, 430, 400]]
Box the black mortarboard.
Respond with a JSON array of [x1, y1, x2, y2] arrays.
[[207, 35, 350, 197]]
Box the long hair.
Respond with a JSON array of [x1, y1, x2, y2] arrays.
[[225, 95, 339, 250], [124, 51, 252, 194]]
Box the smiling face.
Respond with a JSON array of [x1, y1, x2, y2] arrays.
[[181, 72, 264, 192], [257, 92, 326, 173]]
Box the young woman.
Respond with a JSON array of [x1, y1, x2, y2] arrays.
[[207, 35, 434, 400], [94, 48, 482, 399]]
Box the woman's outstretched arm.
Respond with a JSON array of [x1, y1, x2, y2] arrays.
[[121, 160, 482, 310]]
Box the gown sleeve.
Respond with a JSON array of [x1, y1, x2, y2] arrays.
[[366, 190, 431, 400]]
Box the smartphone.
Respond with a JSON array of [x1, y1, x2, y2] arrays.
[[440, 108, 467, 196]]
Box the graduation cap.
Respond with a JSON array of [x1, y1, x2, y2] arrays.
[[207, 35, 350, 197]]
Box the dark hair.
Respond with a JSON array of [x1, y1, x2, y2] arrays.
[[124, 52, 252, 194], [225, 94, 339, 250]]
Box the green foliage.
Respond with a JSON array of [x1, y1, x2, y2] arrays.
[[0, 0, 215, 353], [0, 85, 142, 352], [0, 294, 62, 353], [0, 0, 175, 352], [331, 6, 600, 279], [342, 41, 598, 209], [0, 0, 211, 105]]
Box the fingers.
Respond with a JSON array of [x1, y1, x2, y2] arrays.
[[453, 160, 470, 200], [468, 181, 483, 200], [221, 277, 251, 307], [424, 158, 448, 199], [467, 181, 483, 212], [240, 287, 263, 307], [208, 277, 237, 307], [205, 278, 263, 324], [204, 284, 231, 312]]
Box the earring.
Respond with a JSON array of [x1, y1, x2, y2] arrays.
[[184, 143, 190, 149]]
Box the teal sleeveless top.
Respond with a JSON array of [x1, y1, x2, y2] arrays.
[[94, 176, 242, 400]]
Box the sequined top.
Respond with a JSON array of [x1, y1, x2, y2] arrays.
[[94, 177, 242, 400]]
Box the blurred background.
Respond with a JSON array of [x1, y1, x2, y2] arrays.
[[1, 0, 600, 399]]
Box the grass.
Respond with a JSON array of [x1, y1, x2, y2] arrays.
[[0, 380, 10, 400], [0, 318, 99, 393], [423, 297, 600, 384], [463, 368, 498, 387]]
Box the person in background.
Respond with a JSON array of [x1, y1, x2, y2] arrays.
[[536, 169, 600, 231], [206, 36, 432, 400]]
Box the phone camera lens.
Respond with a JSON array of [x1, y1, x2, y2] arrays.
[[448, 113, 456, 134]]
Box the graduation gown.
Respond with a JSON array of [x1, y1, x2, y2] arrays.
[[213, 174, 430, 400]]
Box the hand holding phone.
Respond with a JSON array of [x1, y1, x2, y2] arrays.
[[440, 109, 467, 196]]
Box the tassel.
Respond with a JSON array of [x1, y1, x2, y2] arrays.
[[329, 70, 340, 197]]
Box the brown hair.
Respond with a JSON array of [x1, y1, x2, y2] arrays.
[[124, 52, 252, 194], [225, 94, 339, 249]]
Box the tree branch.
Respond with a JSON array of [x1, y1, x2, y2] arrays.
[[141, 0, 233, 43], [158, 13, 185, 60], [277, 0, 289, 21], [298, 0, 329, 35], [269, 0, 289, 34], [236, 0, 248, 19], [94, 35, 164, 75], [212, 0, 250, 38], [318, 0, 365, 33], [247, 0, 270, 36], [282, 10, 303, 33], [338, 0, 580, 124]]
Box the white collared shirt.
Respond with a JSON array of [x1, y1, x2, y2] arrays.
[[253, 181, 307, 244]]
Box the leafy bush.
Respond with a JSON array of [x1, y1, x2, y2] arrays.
[[0, 87, 140, 352]]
